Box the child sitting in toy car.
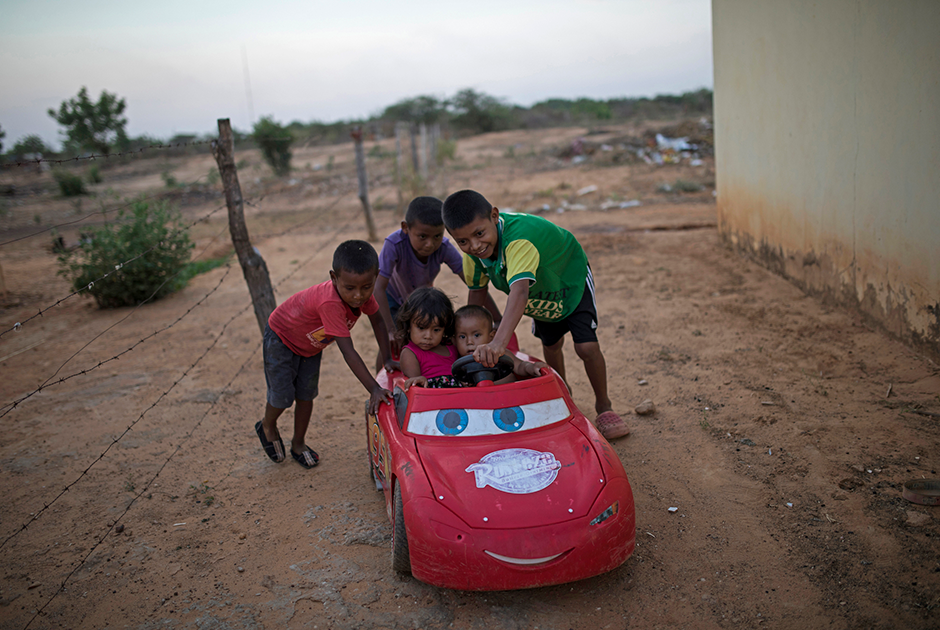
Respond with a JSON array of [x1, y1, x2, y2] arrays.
[[398, 290, 544, 390], [452, 305, 546, 384]]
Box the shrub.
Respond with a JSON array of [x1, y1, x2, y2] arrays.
[[252, 116, 292, 176], [57, 199, 194, 308], [87, 164, 102, 184], [53, 169, 87, 196], [161, 169, 179, 188]]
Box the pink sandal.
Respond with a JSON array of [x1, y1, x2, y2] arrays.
[[595, 411, 629, 439]]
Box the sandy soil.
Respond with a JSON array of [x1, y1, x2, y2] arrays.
[[1, 123, 938, 629]]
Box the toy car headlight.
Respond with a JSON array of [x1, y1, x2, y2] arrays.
[[589, 501, 619, 526]]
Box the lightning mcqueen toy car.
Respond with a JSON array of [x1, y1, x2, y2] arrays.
[[366, 352, 636, 591]]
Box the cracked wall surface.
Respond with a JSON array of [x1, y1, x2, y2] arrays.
[[712, 0, 940, 358]]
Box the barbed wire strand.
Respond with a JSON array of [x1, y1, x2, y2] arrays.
[[0, 266, 237, 548], [20, 337, 262, 630], [0, 201, 228, 339], [0, 139, 216, 170], [0, 172, 213, 248], [0, 193, 362, 549], [0, 229, 233, 419], [11, 205, 365, 628]]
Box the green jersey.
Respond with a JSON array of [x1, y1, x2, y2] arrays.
[[462, 212, 588, 321]]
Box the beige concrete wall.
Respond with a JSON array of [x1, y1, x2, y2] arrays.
[[712, 0, 940, 357]]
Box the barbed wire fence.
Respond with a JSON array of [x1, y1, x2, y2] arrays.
[[0, 199, 226, 339], [0, 139, 216, 170], [1, 119, 393, 628], [0, 172, 213, 249], [15, 205, 364, 630]]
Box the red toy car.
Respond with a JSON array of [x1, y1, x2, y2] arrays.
[[366, 350, 636, 591]]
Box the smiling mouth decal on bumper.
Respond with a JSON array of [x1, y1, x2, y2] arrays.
[[465, 448, 561, 494], [484, 550, 567, 565]]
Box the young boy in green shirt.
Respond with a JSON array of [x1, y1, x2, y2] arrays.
[[442, 189, 629, 439]]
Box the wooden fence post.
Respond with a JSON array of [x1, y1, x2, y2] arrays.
[[351, 126, 378, 242], [409, 123, 420, 175], [394, 122, 405, 215], [419, 122, 429, 182], [212, 118, 276, 336]]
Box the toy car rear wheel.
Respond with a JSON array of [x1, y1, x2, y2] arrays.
[[391, 484, 411, 574]]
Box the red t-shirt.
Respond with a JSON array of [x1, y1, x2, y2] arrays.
[[268, 280, 378, 357]]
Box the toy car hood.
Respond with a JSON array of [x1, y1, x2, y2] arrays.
[[415, 423, 605, 529], [401, 376, 607, 530]]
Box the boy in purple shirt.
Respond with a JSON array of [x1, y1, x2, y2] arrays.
[[374, 196, 499, 361]]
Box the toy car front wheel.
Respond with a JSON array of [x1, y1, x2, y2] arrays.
[[391, 484, 411, 574]]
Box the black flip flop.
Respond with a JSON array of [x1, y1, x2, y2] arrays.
[[291, 446, 320, 469], [255, 421, 285, 463]]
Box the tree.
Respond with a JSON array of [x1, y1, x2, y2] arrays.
[[448, 89, 516, 134], [252, 116, 293, 176], [48, 87, 128, 155], [381, 95, 447, 124], [11, 135, 49, 157], [0, 124, 5, 153]]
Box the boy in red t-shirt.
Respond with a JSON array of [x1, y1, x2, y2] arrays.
[[257, 240, 394, 469]]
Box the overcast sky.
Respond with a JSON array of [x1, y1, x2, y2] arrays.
[[0, 0, 713, 150]]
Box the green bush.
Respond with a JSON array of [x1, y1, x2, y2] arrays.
[[253, 116, 292, 176], [57, 199, 194, 308], [53, 169, 88, 196], [87, 164, 102, 184]]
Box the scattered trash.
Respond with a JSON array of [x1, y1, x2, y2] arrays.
[[689, 158, 704, 166], [577, 185, 598, 196], [572, 155, 587, 165], [638, 379, 648, 386], [173, 523, 186, 526], [885, 383, 893, 398], [668, 507, 678, 513], [786, 502, 793, 508], [28, 582, 41, 590], [656, 133, 693, 152], [568, 203, 587, 211], [769, 449, 773, 455], [902, 479, 940, 505], [739, 438, 756, 446], [600, 199, 641, 210], [761, 401, 775, 406], [600, 144, 613, 151]]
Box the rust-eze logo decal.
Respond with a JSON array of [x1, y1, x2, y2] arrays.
[[465, 448, 561, 494]]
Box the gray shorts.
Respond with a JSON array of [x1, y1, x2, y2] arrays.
[[263, 324, 322, 409]]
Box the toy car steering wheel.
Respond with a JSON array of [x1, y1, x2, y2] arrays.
[[452, 354, 515, 385]]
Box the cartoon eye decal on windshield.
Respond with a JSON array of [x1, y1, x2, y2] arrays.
[[492, 406, 525, 432], [408, 398, 570, 437], [436, 409, 469, 435]]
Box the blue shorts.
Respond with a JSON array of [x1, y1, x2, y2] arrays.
[[387, 290, 402, 328], [263, 324, 322, 409]]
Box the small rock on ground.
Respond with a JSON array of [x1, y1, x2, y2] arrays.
[[635, 399, 656, 416]]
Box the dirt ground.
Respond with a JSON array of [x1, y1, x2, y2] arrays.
[[1, 123, 938, 630]]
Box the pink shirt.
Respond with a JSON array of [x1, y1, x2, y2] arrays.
[[404, 342, 458, 379], [268, 280, 378, 357]]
